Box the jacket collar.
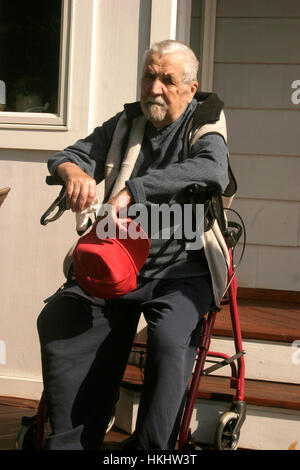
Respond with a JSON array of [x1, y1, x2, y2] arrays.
[[123, 91, 224, 126], [192, 91, 224, 128]]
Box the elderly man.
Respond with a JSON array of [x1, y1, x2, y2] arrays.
[[37, 40, 230, 450]]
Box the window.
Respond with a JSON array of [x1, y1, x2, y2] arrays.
[[0, 0, 70, 126], [0, 0, 96, 150]]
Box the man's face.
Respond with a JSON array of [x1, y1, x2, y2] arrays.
[[140, 52, 198, 129]]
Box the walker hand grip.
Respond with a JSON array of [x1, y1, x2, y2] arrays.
[[40, 176, 68, 225], [226, 221, 242, 247], [45, 175, 64, 186]]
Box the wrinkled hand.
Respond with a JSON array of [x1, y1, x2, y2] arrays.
[[106, 187, 132, 217], [56, 162, 96, 212], [97, 187, 133, 237]]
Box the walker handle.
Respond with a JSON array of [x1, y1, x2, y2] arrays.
[[226, 221, 243, 248], [40, 176, 68, 225], [45, 175, 64, 186]]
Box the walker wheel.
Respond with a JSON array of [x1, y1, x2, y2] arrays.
[[214, 411, 240, 450], [16, 411, 115, 449]]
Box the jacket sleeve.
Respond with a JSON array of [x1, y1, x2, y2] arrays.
[[125, 133, 229, 204], [47, 112, 122, 184]]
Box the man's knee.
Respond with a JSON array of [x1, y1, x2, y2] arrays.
[[147, 323, 193, 358], [37, 294, 93, 345]]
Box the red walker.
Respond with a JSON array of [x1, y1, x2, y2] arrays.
[[178, 246, 246, 450]]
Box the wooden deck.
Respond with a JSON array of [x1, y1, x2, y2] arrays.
[[0, 403, 35, 450], [0, 400, 130, 450]]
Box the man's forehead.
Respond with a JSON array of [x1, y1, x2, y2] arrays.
[[144, 52, 184, 75]]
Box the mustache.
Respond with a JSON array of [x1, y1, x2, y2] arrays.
[[145, 96, 167, 107]]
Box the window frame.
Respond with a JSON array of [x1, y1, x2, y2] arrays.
[[0, 0, 96, 150], [0, 0, 70, 127], [189, 0, 217, 91]]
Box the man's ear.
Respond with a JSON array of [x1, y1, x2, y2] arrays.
[[187, 81, 198, 103]]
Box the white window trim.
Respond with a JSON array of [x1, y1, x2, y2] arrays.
[[150, 0, 178, 44], [197, 0, 217, 92], [176, 0, 192, 45], [149, 0, 193, 48], [0, 0, 96, 150]]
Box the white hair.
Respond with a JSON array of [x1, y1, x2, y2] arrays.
[[142, 40, 199, 83]]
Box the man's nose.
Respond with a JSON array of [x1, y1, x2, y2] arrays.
[[150, 78, 163, 95]]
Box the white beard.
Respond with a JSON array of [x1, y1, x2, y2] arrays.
[[142, 98, 168, 123]]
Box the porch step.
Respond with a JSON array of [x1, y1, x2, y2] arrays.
[[208, 335, 300, 384], [115, 364, 300, 450], [135, 291, 300, 345], [212, 296, 300, 385], [213, 297, 300, 343], [122, 364, 300, 411], [133, 296, 300, 384]]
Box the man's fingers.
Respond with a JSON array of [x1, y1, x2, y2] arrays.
[[56, 162, 96, 212], [75, 186, 96, 212], [66, 180, 80, 211], [66, 178, 96, 212], [65, 180, 74, 209], [83, 182, 97, 210]]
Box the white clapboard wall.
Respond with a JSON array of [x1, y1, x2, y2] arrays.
[[210, 0, 300, 292]]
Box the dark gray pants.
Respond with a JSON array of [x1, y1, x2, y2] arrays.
[[37, 275, 213, 450]]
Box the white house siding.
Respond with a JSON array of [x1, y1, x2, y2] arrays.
[[0, 149, 76, 398], [0, 0, 151, 399], [210, 0, 300, 291]]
